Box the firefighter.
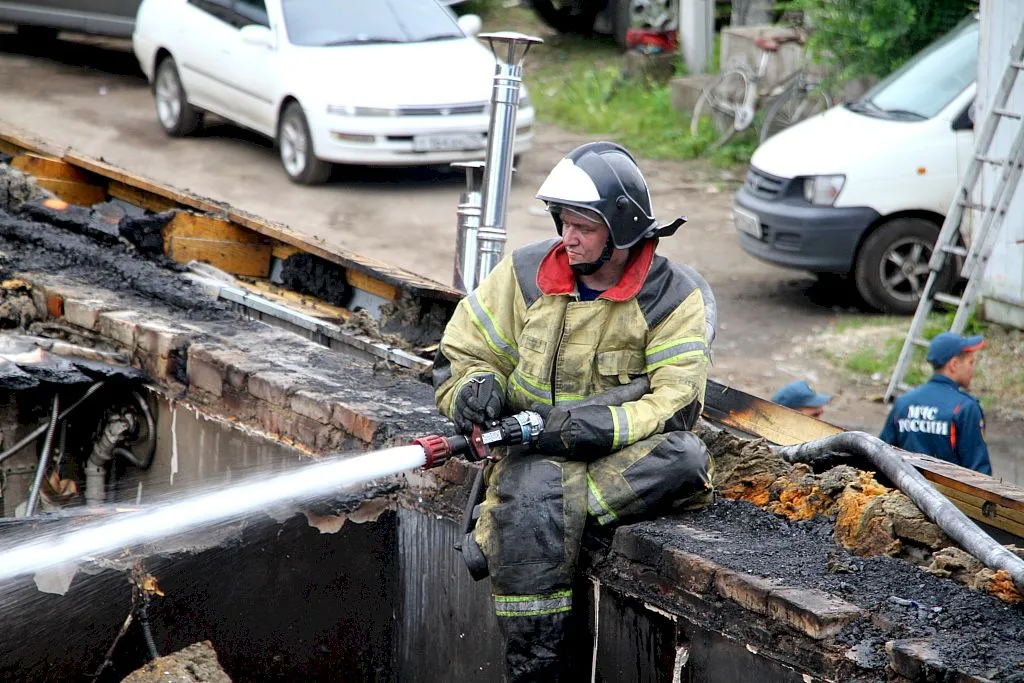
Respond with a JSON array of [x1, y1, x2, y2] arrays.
[[879, 332, 991, 475], [772, 380, 832, 419], [433, 141, 715, 681]]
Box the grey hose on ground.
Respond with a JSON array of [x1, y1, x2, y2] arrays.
[[775, 431, 1024, 593]]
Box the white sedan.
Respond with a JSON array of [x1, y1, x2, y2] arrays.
[[132, 0, 535, 184]]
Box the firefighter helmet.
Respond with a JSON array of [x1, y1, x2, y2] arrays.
[[536, 141, 685, 249]]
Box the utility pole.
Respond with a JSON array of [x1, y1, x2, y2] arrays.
[[680, 0, 715, 74]]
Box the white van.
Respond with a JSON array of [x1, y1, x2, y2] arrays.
[[732, 15, 979, 314]]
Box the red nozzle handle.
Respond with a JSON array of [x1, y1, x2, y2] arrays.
[[414, 434, 453, 469]]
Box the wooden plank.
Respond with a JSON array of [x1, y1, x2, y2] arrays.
[[164, 213, 272, 277], [901, 451, 1024, 514], [703, 379, 843, 445], [9, 154, 107, 206], [164, 212, 267, 245], [167, 238, 272, 278], [224, 204, 461, 300], [271, 244, 302, 260], [0, 125, 64, 158], [62, 150, 461, 302], [33, 178, 108, 207], [241, 279, 351, 320], [106, 180, 178, 214], [65, 152, 228, 216], [346, 269, 399, 302], [933, 487, 1024, 539]]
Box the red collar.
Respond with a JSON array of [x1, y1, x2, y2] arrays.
[[536, 239, 657, 302]]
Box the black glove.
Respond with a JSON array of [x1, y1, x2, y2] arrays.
[[534, 405, 615, 460], [453, 374, 504, 434]]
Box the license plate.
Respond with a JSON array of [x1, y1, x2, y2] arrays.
[[733, 208, 762, 239], [412, 134, 485, 153]]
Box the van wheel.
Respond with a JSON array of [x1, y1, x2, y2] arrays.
[[853, 217, 956, 315], [278, 101, 332, 185], [154, 56, 202, 137]]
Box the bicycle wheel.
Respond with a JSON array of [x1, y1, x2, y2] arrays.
[[760, 79, 833, 144], [690, 68, 752, 149]]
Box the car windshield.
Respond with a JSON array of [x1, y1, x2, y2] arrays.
[[281, 0, 464, 47], [848, 15, 978, 121]]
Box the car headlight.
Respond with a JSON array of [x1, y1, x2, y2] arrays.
[[802, 175, 845, 206], [327, 105, 397, 117]]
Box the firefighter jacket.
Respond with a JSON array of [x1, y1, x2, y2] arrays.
[[434, 238, 711, 452], [880, 374, 991, 475]]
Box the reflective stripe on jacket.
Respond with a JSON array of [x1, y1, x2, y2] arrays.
[[434, 238, 710, 450]]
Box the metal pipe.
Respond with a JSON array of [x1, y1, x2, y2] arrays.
[[0, 381, 106, 466], [24, 394, 60, 516], [473, 32, 543, 285], [775, 431, 1024, 593], [86, 411, 137, 507], [112, 391, 157, 470], [452, 161, 486, 292]]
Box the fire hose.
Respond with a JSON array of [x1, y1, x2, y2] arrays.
[[412, 376, 652, 469], [412, 377, 653, 569]]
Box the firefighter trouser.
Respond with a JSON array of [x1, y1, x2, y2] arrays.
[[471, 430, 713, 682]]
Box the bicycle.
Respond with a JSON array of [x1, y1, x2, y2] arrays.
[[690, 30, 833, 149]]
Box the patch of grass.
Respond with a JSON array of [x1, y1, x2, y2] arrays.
[[529, 59, 755, 165], [842, 338, 929, 387], [813, 310, 1024, 417]]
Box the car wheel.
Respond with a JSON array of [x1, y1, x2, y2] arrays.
[[853, 217, 956, 315], [530, 0, 600, 35], [154, 56, 202, 137], [278, 101, 332, 185]]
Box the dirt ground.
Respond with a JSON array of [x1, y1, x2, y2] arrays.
[[0, 28, 1021, 481]]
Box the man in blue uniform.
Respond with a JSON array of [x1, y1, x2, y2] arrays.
[[880, 332, 991, 475]]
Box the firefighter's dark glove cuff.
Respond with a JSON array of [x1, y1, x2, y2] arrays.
[[535, 405, 616, 460], [535, 407, 574, 456], [453, 374, 505, 434]]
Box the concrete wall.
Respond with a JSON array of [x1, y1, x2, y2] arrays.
[[978, 0, 1024, 328]]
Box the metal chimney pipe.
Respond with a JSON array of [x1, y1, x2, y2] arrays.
[[473, 31, 542, 286], [452, 161, 485, 292]]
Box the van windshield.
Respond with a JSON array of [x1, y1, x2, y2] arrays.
[[848, 16, 978, 121]]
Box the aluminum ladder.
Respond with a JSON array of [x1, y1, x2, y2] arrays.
[[884, 23, 1024, 403]]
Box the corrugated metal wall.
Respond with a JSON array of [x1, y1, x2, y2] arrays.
[[979, 0, 1024, 328]]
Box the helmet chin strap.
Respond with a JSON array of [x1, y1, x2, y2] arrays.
[[570, 238, 614, 276]]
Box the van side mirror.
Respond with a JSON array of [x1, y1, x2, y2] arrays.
[[240, 24, 273, 48], [952, 100, 974, 131], [458, 14, 482, 37]]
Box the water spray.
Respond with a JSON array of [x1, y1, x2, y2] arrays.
[[0, 409, 549, 586], [0, 445, 427, 585]]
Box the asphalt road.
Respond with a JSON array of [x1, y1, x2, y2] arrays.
[[1, 29, 1020, 482]]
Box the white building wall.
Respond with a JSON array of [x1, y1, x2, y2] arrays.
[[978, 0, 1024, 328]]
